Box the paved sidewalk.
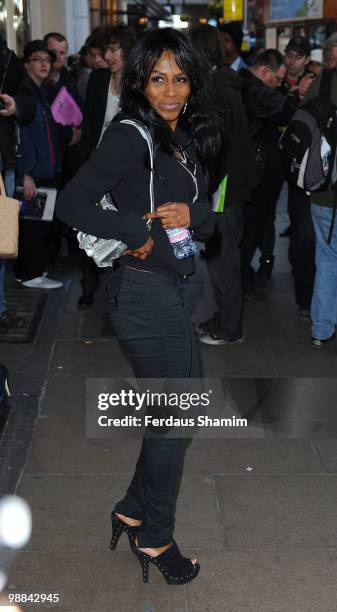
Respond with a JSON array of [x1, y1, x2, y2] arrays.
[[5, 206, 337, 612]]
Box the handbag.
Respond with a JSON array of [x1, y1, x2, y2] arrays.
[[0, 175, 20, 259], [77, 119, 155, 268], [51, 86, 83, 127]]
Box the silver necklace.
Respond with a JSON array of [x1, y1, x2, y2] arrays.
[[176, 149, 199, 204]]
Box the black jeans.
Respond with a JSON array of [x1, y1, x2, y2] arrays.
[[288, 185, 316, 308], [15, 219, 52, 281], [80, 252, 100, 294], [111, 267, 202, 547], [205, 204, 244, 338], [241, 176, 283, 283]]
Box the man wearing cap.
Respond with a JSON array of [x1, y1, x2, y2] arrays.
[[282, 36, 312, 93], [14, 40, 63, 290], [308, 48, 323, 76], [324, 33, 337, 70], [284, 38, 318, 321], [279, 37, 313, 235], [219, 22, 246, 72], [278, 37, 317, 320]]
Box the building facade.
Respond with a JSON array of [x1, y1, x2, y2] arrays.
[[3, 0, 335, 58], [0, 0, 91, 56]]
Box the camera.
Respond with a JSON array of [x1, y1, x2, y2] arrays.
[[0, 35, 12, 103]]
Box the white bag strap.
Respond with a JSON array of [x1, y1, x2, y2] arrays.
[[120, 119, 154, 213]]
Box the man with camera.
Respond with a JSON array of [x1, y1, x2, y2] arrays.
[[0, 37, 36, 330]]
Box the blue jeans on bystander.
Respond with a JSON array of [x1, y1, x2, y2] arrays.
[[310, 202, 337, 339]]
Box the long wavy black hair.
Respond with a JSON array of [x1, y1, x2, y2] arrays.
[[120, 28, 222, 178]]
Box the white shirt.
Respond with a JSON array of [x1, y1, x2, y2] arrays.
[[99, 77, 120, 141], [231, 56, 246, 72]]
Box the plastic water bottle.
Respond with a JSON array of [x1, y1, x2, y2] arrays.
[[166, 227, 197, 260]]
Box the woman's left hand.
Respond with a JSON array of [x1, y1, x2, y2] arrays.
[[145, 202, 190, 229]]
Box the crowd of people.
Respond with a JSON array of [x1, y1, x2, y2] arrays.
[[0, 22, 337, 348], [1, 21, 337, 587]]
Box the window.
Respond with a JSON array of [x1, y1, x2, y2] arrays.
[[90, 0, 118, 29], [0, 1, 7, 42], [13, 0, 30, 56]]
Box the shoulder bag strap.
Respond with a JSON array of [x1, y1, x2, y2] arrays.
[[120, 119, 154, 213], [0, 174, 7, 197]]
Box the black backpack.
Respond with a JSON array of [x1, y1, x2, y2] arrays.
[[279, 70, 337, 243]]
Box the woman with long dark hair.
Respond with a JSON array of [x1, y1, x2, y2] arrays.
[[56, 28, 221, 585]]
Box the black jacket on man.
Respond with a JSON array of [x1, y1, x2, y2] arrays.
[[0, 42, 36, 170], [211, 65, 258, 204], [239, 68, 300, 177]]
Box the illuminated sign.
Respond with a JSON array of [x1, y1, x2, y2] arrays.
[[223, 0, 243, 21]]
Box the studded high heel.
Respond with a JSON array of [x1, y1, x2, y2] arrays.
[[134, 540, 200, 585], [109, 512, 140, 552]]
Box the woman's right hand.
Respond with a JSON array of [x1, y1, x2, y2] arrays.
[[124, 236, 154, 260], [23, 174, 38, 200]]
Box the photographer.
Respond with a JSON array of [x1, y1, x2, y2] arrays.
[[239, 50, 301, 299], [0, 37, 36, 330]]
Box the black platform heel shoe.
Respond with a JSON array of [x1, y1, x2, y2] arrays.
[[109, 512, 140, 552], [134, 540, 200, 585]]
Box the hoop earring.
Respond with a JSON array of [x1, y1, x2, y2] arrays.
[[183, 101, 188, 115]]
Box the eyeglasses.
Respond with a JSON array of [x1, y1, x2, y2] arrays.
[[28, 56, 51, 64]]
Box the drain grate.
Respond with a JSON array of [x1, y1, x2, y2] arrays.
[[0, 286, 48, 343]]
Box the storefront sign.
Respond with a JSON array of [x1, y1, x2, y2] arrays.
[[269, 0, 323, 22]]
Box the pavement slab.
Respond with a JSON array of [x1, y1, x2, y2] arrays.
[[8, 551, 188, 612], [310, 437, 337, 473], [215, 474, 337, 549], [264, 343, 337, 377], [243, 317, 309, 344], [8, 549, 337, 612], [25, 418, 322, 476], [38, 376, 86, 419], [201, 345, 277, 377], [186, 550, 337, 612], [17, 472, 220, 553], [49, 340, 133, 377], [56, 311, 83, 340], [183, 438, 322, 475], [26, 419, 142, 474]]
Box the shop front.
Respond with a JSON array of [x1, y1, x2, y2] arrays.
[[265, 0, 337, 50]]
